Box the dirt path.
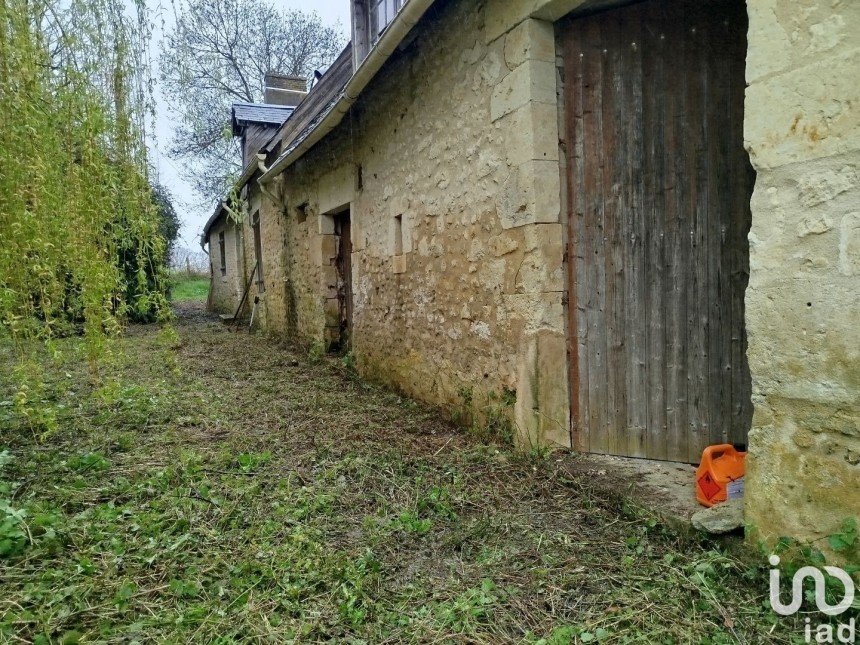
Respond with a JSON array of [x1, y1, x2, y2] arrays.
[[0, 303, 799, 642]]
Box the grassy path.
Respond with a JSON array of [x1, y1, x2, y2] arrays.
[[0, 303, 800, 642], [169, 274, 210, 303]]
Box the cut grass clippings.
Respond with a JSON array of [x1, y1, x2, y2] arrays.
[[0, 302, 809, 643]]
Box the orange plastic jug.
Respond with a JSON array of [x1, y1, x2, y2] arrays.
[[696, 444, 746, 507]]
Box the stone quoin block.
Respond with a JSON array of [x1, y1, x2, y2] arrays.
[[504, 18, 556, 69], [490, 58, 557, 123]]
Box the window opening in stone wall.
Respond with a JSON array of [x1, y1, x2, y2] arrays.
[[218, 231, 226, 275], [370, 0, 402, 41], [393, 214, 403, 256]]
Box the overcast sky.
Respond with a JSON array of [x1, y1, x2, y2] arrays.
[[147, 1, 351, 250]]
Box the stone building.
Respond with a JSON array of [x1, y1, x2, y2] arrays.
[[203, 0, 859, 553], [204, 75, 304, 315]]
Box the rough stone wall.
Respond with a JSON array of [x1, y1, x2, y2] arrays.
[[205, 195, 256, 323], [744, 0, 859, 553], [239, 168, 334, 339], [252, 184, 278, 332], [254, 0, 571, 447], [216, 0, 860, 554], [207, 219, 243, 315]]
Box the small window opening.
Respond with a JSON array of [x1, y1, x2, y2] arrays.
[[252, 211, 265, 291], [296, 202, 308, 224], [370, 0, 403, 41], [393, 214, 403, 256], [218, 231, 226, 275]]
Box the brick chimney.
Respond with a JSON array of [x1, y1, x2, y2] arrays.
[[264, 71, 308, 107]]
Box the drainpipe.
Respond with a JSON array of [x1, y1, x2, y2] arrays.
[[259, 0, 436, 185], [255, 154, 281, 204]]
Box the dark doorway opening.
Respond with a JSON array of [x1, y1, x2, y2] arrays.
[[334, 210, 353, 351]]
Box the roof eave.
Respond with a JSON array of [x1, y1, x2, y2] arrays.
[[260, 0, 437, 184], [237, 154, 263, 190], [201, 201, 227, 247], [201, 153, 268, 242]]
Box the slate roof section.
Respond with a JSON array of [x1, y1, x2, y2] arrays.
[[231, 103, 294, 135]]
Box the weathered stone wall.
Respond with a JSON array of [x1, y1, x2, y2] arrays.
[[744, 0, 859, 553], [253, 0, 571, 447], [248, 185, 275, 331], [224, 0, 859, 552], [207, 219, 243, 315]]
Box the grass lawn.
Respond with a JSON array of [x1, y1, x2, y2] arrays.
[[0, 303, 809, 642], [170, 273, 209, 302]]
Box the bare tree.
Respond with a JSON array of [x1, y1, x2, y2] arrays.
[[160, 0, 345, 199]]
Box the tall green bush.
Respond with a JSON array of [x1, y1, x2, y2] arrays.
[[0, 0, 168, 432], [0, 0, 166, 338]]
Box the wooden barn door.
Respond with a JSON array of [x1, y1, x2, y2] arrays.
[[562, 0, 754, 462]]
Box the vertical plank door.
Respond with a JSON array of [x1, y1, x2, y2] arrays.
[[562, 0, 754, 462]]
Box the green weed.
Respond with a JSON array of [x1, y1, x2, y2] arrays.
[[170, 275, 210, 302], [392, 511, 433, 535], [0, 310, 806, 642], [454, 386, 516, 446], [307, 340, 326, 363]]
